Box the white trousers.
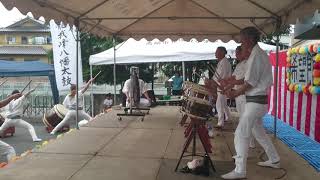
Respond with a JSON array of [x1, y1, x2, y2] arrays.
[[0, 140, 16, 162], [51, 110, 92, 134], [234, 103, 280, 174], [216, 92, 231, 126], [236, 95, 255, 147], [126, 98, 151, 108], [0, 118, 40, 141]]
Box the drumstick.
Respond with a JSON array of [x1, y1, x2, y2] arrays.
[[21, 80, 32, 94], [209, 64, 222, 80], [0, 78, 8, 88], [93, 71, 102, 80]]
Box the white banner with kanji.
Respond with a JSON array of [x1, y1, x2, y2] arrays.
[[50, 20, 83, 91]]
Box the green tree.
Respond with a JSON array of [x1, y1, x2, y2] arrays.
[[80, 34, 155, 85], [261, 24, 291, 50]]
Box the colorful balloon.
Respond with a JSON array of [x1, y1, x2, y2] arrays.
[[309, 44, 314, 53], [286, 57, 291, 63], [314, 77, 320, 85], [315, 54, 320, 63], [287, 49, 291, 56], [299, 47, 306, 54], [289, 84, 294, 91], [314, 63, 320, 69], [313, 44, 319, 53], [313, 69, 320, 77]]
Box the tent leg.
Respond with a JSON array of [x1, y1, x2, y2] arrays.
[[113, 35, 117, 105], [75, 18, 80, 130], [152, 63, 154, 90], [90, 65, 94, 117], [182, 61, 186, 81], [273, 22, 281, 139]]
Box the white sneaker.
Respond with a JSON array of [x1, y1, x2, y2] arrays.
[[257, 160, 280, 169], [33, 138, 42, 142], [221, 170, 246, 179]]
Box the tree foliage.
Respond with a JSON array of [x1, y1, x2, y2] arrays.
[[80, 34, 154, 85]]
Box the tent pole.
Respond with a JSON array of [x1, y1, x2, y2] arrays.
[[152, 63, 154, 90], [113, 35, 117, 105], [75, 18, 80, 130], [90, 65, 94, 117], [273, 21, 281, 139], [182, 61, 185, 81]]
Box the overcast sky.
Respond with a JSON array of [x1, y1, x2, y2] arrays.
[[0, 2, 46, 27]]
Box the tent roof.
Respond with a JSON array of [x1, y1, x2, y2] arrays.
[[89, 38, 276, 65], [1, 0, 319, 41], [0, 60, 54, 76]]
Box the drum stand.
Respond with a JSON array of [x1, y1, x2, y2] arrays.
[[117, 97, 150, 121], [175, 117, 216, 173]]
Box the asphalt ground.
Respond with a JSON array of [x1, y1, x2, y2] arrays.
[[0, 121, 76, 162]]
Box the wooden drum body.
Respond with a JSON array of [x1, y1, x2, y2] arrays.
[[43, 104, 68, 128], [182, 97, 212, 119]]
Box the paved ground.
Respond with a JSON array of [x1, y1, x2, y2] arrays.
[[0, 106, 319, 180]]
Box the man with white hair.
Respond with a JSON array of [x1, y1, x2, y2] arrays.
[[221, 27, 280, 179]]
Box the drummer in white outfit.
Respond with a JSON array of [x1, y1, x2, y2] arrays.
[[221, 27, 280, 179], [50, 78, 94, 135], [214, 46, 232, 128], [122, 67, 151, 108], [228, 46, 256, 148], [0, 89, 42, 142], [0, 93, 21, 162]]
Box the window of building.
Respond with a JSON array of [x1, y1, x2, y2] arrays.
[[21, 36, 28, 44], [7, 36, 16, 44], [34, 36, 46, 45]]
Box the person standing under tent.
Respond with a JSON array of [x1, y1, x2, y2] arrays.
[[0, 93, 21, 163], [50, 77, 95, 135], [171, 72, 183, 96], [221, 46, 256, 148], [0, 89, 42, 142], [122, 67, 151, 108], [221, 27, 280, 179], [213, 46, 232, 128]]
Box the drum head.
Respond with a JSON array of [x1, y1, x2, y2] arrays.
[[54, 104, 68, 118]]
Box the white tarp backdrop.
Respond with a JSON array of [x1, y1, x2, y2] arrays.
[[89, 38, 276, 65], [50, 20, 83, 91]]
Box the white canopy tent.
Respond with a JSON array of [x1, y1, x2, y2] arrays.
[[89, 38, 276, 82], [89, 38, 276, 65]]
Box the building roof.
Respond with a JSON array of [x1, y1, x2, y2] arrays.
[[0, 16, 50, 33], [0, 46, 47, 55]]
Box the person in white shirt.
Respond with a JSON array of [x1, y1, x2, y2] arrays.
[[0, 93, 21, 162], [222, 46, 255, 148], [50, 78, 95, 135], [221, 27, 280, 180], [103, 93, 113, 113], [122, 67, 151, 108], [0, 89, 42, 142], [213, 46, 232, 128]]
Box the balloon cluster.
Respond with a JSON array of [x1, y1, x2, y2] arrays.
[[286, 43, 320, 95]]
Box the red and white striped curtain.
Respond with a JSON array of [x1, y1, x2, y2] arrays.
[[268, 51, 320, 143]]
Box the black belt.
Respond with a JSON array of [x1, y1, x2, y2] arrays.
[[246, 95, 268, 104], [7, 115, 21, 119], [69, 107, 83, 110]]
